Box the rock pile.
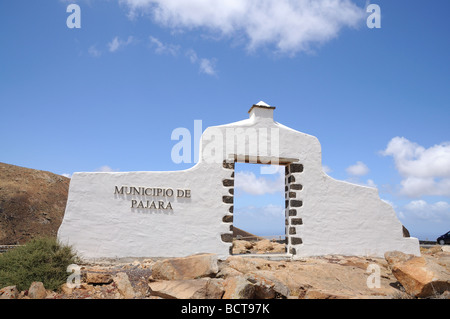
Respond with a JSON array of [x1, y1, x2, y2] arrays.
[[232, 239, 285, 255], [1, 247, 448, 299], [385, 250, 450, 298]]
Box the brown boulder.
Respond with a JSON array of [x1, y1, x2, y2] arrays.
[[384, 251, 415, 265], [303, 289, 353, 299], [222, 276, 256, 299], [60, 283, 73, 295], [271, 242, 286, 254], [224, 255, 400, 298], [217, 265, 243, 278], [151, 253, 219, 280], [253, 239, 273, 253], [246, 273, 289, 298], [225, 256, 276, 273], [113, 272, 136, 299], [28, 282, 47, 299], [232, 240, 253, 254], [85, 272, 113, 285], [149, 278, 224, 299], [386, 251, 450, 298], [0, 286, 19, 299]]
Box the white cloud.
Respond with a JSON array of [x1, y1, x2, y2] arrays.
[[88, 45, 102, 57], [109, 37, 120, 52], [238, 204, 284, 217], [382, 137, 450, 197], [145, 37, 217, 75], [95, 165, 120, 172], [119, 0, 365, 55], [322, 165, 332, 174], [199, 58, 216, 75], [405, 200, 450, 213], [108, 36, 135, 52], [382, 137, 450, 178], [61, 173, 72, 178], [365, 179, 376, 188], [399, 177, 450, 198], [263, 204, 285, 217], [399, 200, 450, 223], [345, 161, 375, 188], [381, 199, 396, 208], [186, 49, 198, 63], [235, 167, 284, 195], [185, 49, 217, 76], [347, 177, 377, 189], [346, 161, 369, 176], [234, 203, 285, 236], [149, 36, 179, 55]]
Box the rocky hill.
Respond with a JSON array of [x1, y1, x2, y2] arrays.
[[0, 162, 69, 244]]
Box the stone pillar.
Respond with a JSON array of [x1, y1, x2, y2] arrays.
[[285, 163, 304, 255], [222, 160, 235, 254]]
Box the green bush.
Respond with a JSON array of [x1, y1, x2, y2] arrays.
[[0, 237, 79, 291]]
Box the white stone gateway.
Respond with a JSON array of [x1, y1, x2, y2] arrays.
[[57, 102, 420, 259]]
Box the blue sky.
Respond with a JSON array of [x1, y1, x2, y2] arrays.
[[1, 0, 449, 240]]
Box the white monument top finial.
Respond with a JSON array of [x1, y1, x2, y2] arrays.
[[248, 101, 276, 120], [255, 101, 270, 107]]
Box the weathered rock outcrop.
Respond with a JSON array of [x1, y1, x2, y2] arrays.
[[385, 250, 450, 298], [149, 278, 224, 299], [0, 286, 19, 299], [232, 239, 285, 255], [114, 272, 136, 299], [151, 253, 219, 280], [28, 282, 47, 299]]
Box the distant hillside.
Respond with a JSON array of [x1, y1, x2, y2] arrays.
[[0, 162, 69, 244], [233, 226, 262, 241]]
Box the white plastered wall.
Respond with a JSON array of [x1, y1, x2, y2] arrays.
[[57, 104, 420, 259]]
